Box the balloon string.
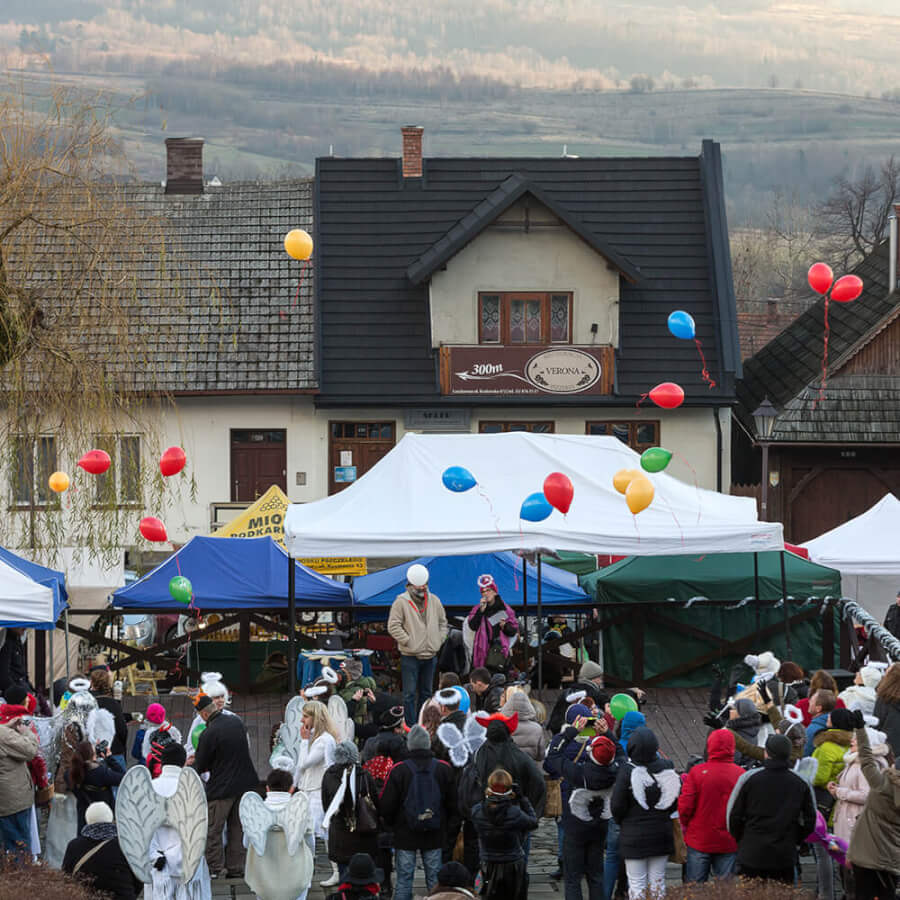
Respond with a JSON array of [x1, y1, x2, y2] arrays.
[[694, 339, 716, 388], [635, 393, 648, 411], [818, 294, 830, 407], [477, 485, 502, 536], [673, 451, 703, 524], [657, 491, 685, 545], [293, 258, 311, 307], [632, 513, 641, 543]]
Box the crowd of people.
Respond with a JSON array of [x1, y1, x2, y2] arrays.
[[1, 571, 900, 900]]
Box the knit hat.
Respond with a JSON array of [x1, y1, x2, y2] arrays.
[[566, 703, 592, 725], [745, 651, 780, 676], [734, 698, 758, 719], [477, 574, 498, 593], [341, 658, 364, 682], [192, 693, 213, 712], [200, 672, 228, 700], [589, 735, 617, 766], [765, 733, 791, 761], [434, 688, 461, 709], [830, 708, 855, 732], [159, 742, 187, 767], [334, 740, 360, 766], [146, 702, 166, 724], [344, 852, 384, 886], [859, 665, 883, 689], [380, 705, 406, 729], [3, 684, 29, 707], [407, 724, 431, 752], [579, 660, 604, 682], [436, 861, 474, 889], [0, 704, 29, 725], [85, 802, 114, 825], [777, 718, 807, 747], [626, 726, 659, 766]]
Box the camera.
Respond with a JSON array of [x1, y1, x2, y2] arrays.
[[96, 740, 109, 756]]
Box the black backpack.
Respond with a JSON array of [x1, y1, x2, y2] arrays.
[[403, 759, 442, 832]]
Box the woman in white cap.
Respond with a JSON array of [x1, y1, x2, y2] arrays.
[[388, 564, 447, 726]]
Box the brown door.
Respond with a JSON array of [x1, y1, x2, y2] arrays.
[[230, 429, 287, 501], [328, 422, 395, 494]]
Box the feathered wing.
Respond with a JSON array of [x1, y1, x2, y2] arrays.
[[86, 707, 116, 746], [279, 696, 306, 765], [327, 694, 353, 741], [116, 766, 167, 883], [437, 722, 469, 767], [166, 768, 209, 883], [793, 757, 819, 785], [279, 790, 312, 856], [32, 714, 64, 774], [463, 715, 487, 756], [239, 792, 276, 857]]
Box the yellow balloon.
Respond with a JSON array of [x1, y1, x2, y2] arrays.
[[613, 468, 642, 495], [626, 475, 654, 515], [49, 471, 70, 493], [284, 228, 313, 261]]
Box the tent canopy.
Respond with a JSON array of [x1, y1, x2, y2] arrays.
[[353, 551, 588, 608], [0, 547, 68, 629], [284, 433, 784, 558], [581, 550, 842, 604], [112, 536, 352, 610]]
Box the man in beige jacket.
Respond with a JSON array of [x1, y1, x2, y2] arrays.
[[388, 564, 448, 725], [0, 703, 39, 853]]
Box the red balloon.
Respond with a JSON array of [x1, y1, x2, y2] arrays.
[[649, 382, 685, 409], [830, 274, 863, 303], [139, 516, 168, 543], [159, 446, 187, 477], [808, 262, 834, 295], [77, 449, 111, 475], [543, 472, 574, 514]]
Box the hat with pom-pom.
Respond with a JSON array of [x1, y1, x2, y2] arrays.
[[146, 702, 166, 724]]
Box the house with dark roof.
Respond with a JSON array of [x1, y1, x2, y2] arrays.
[[314, 128, 742, 493], [734, 236, 900, 543]]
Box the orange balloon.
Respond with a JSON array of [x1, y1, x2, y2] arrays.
[[48, 471, 70, 493], [284, 228, 313, 261], [626, 475, 655, 514], [613, 469, 634, 495]]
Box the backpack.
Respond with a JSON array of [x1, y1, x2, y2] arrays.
[[457, 759, 485, 820], [403, 759, 442, 832]]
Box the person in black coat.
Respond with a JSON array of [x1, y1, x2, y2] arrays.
[[190, 693, 259, 877], [0, 628, 33, 695], [63, 801, 142, 900], [547, 660, 607, 735], [726, 733, 817, 883], [470, 768, 538, 900], [66, 740, 125, 831], [89, 669, 130, 769], [379, 725, 457, 900], [611, 726, 681, 900], [321, 741, 380, 876]]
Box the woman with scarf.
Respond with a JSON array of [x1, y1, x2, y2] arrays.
[[465, 575, 518, 675], [321, 741, 380, 883]]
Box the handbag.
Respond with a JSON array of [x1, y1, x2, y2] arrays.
[[543, 776, 563, 818], [354, 770, 379, 834], [669, 817, 687, 865], [485, 641, 506, 670], [35, 783, 55, 806]]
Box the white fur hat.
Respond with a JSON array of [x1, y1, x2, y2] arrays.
[[200, 672, 229, 700], [745, 651, 780, 675], [85, 802, 114, 825], [860, 665, 883, 690], [320, 666, 339, 685]]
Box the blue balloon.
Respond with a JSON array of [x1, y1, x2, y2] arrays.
[[520, 491, 553, 522], [450, 684, 470, 713], [442, 465, 476, 493], [667, 310, 696, 340]]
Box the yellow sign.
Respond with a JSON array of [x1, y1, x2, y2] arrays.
[[213, 485, 367, 575]]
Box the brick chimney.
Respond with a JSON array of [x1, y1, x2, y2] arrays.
[[165, 137, 204, 194], [401, 126, 424, 178]]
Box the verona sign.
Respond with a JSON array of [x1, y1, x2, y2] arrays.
[[439, 345, 614, 396]]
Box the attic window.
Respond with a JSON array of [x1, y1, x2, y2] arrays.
[[478, 292, 571, 345]]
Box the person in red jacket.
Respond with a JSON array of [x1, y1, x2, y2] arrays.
[[678, 729, 744, 882]]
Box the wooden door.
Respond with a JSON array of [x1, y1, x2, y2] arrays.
[[328, 421, 395, 494], [230, 429, 287, 501]]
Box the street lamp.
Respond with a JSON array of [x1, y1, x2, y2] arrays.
[[752, 396, 779, 520]]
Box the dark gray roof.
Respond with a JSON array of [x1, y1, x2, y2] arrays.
[[406, 173, 642, 285], [771, 375, 900, 442], [736, 241, 896, 435], [105, 180, 315, 393], [316, 140, 740, 405]]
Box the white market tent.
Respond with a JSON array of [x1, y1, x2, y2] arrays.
[[803, 493, 900, 624], [284, 432, 784, 558], [0, 557, 58, 627]]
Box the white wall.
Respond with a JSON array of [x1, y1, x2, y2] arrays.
[[429, 208, 621, 348]]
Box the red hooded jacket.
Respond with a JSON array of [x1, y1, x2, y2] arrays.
[[677, 729, 744, 854]]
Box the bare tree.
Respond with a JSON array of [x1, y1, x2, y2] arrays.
[[817, 156, 900, 270]]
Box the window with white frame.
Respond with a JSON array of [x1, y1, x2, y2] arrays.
[[94, 435, 142, 506], [11, 435, 57, 507]]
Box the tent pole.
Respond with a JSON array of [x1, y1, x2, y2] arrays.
[[288, 554, 297, 695], [49, 626, 54, 697], [64, 610, 71, 685], [537, 555, 543, 692], [753, 552, 760, 635], [780, 550, 791, 657], [522, 557, 528, 659]]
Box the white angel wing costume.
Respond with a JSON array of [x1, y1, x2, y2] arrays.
[[274, 695, 306, 768], [328, 694, 354, 743], [241, 791, 314, 900], [117, 765, 208, 885], [86, 707, 116, 746], [32, 714, 65, 776], [437, 715, 486, 767]]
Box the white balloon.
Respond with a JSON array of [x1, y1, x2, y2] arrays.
[[406, 563, 429, 587]]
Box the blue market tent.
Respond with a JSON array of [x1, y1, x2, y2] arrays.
[[0, 546, 68, 629], [353, 551, 588, 608], [112, 536, 352, 610]]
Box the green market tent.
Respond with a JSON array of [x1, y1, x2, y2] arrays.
[[580, 551, 842, 688], [542, 551, 599, 577]]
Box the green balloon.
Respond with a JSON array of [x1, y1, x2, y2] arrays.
[[191, 722, 206, 750], [640, 447, 673, 473], [609, 692, 639, 721], [168, 575, 193, 605]]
